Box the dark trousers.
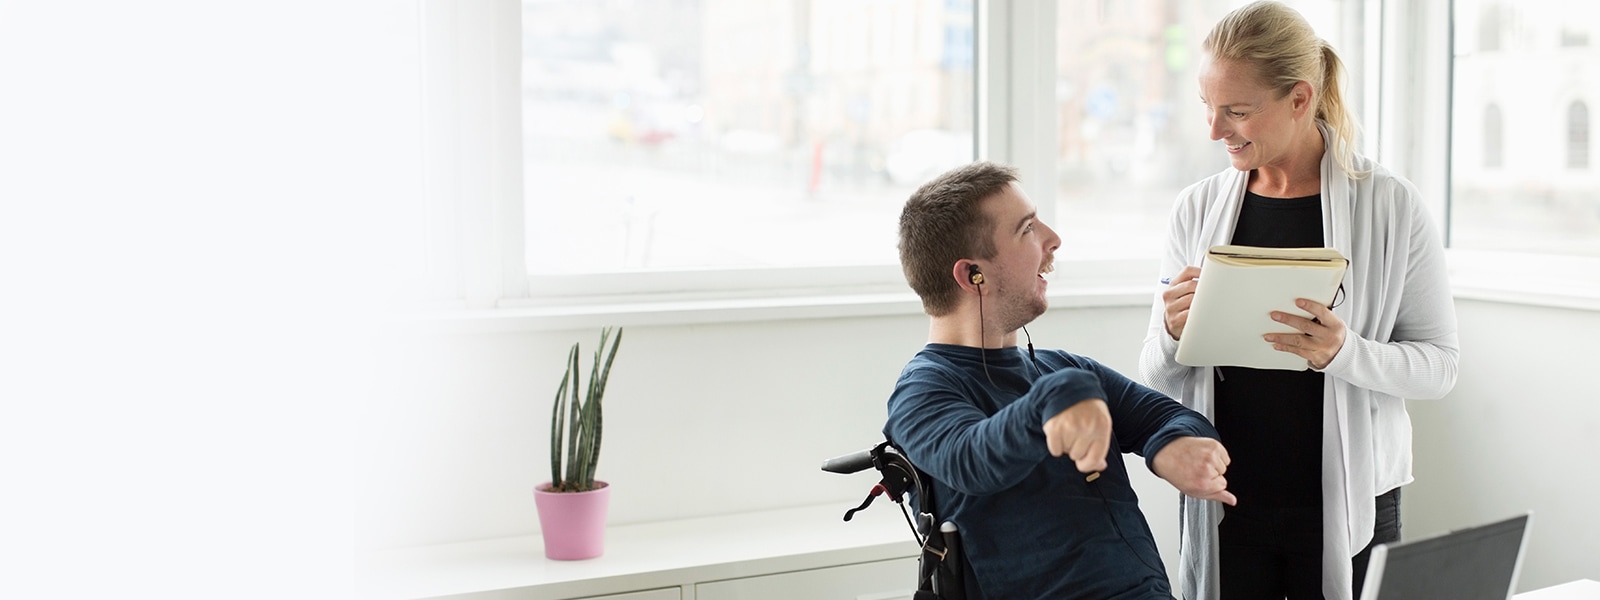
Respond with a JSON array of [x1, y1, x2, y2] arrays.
[[1219, 488, 1401, 599]]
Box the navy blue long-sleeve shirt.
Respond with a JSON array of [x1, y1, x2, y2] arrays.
[[884, 343, 1220, 599]]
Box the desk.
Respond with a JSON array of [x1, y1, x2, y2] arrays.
[[1517, 580, 1600, 599]]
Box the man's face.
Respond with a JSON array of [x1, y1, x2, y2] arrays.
[[978, 182, 1061, 332]]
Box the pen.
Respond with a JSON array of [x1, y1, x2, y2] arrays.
[[1160, 277, 1171, 285]]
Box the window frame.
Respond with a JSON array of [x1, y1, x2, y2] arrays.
[[1408, 0, 1600, 310], [426, 0, 1071, 315], [414, 0, 1600, 328]]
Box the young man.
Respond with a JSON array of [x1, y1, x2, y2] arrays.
[[886, 161, 1235, 599]]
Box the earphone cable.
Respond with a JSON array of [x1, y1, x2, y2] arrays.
[[1022, 325, 1041, 375], [978, 286, 995, 386]]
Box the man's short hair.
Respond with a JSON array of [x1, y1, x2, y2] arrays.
[[898, 161, 1019, 316]]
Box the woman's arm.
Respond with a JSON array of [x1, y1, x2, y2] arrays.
[[1140, 189, 1207, 397], [1319, 178, 1460, 399]]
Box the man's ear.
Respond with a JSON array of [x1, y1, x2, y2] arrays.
[[954, 260, 983, 291]]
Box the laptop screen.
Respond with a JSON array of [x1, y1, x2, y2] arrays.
[[1360, 513, 1531, 600]]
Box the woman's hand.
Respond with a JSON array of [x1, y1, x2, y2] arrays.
[[1265, 298, 1347, 369], [1161, 266, 1203, 340]]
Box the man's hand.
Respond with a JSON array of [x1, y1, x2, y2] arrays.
[[1151, 437, 1236, 505], [1044, 399, 1111, 473]]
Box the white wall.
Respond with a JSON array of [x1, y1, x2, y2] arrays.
[[356, 304, 1160, 551], [1406, 299, 1600, 592], [5, 3, 415, 598], [359, 298, 1600, 592], [358, 301, 1218, 593]]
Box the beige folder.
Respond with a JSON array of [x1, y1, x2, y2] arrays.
[[1175, 245, 1349, 371]]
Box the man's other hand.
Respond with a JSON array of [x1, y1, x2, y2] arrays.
[[1043, 399, 1111, 473], [1152, 437, 1237, 505]]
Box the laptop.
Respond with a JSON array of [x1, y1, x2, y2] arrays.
[[1359, 512, 1532, 600]]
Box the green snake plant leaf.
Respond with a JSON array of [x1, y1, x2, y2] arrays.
[[548, 327, 622, 493], [586, 327, 622, 488], [549, 344, 576, 488], [562, 343, 582, 490]]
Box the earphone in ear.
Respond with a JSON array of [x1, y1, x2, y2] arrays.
[[967, 264, 984, 286]]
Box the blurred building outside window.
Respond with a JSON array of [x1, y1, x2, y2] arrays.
[[519, 0, 1350, 275], [1451, 0, 1600, 256], [522, 0, 974, 274]]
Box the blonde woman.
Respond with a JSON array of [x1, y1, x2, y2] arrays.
[[1138, 2, 1459, 599]]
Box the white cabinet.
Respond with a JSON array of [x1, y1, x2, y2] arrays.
[[576, 589, 679, 600], [695, 557, 918, 600], [361, 505, 919, 600], [432, 586, 681, 600]]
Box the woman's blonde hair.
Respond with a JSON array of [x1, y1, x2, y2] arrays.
[[1204, 0, 1367, 179]]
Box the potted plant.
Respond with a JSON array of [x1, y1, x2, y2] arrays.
[[533, 326, 622, 560]]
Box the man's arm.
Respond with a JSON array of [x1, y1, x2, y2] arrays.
[[1151, 437, 1235, 505], [1042, 398, 1111, 474], [886, 366, 1111, 496], [1077, 355, 1235, 504]]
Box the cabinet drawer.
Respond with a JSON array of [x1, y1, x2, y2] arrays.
[[576, 589, 679, 600], [435, 585, 680, 600], [695, 557, 918, 600]]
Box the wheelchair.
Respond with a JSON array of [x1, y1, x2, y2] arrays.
[[822, 441, 967, 600]]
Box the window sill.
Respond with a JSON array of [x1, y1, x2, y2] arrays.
[[386, 251, 1600, 336], [1448, 250, 1600, 312], [390, 259, 1160, 333], [389, 284, 1153, 334], [1449, 284, 1600, 312]]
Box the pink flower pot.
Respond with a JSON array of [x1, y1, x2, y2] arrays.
[[533, 481, 610, 560]]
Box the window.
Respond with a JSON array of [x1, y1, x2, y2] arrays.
[[1451, 0, 1600, 256], [420, 0, 1600, 310], [1570, 101, 1590, 169], [1484, 103, 1504, 169], [1478, 3, 1504, 52], [1560, 29, 1590, 48], [1051, 0, 1345, 260], [515, 0, 1354, 280], [521, 0, 974, 275], [399, 0, 1377, 310]]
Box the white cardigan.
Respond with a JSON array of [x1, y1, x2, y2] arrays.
[[1138, 129, 1460, 600]]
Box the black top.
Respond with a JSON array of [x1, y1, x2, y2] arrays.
[[1217, 190, 1324, 511]]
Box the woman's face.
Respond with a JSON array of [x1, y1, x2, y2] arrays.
[[1197, 56, 1315, 174]]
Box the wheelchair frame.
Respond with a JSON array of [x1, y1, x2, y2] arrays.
[[822, 441, 968, 600]]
